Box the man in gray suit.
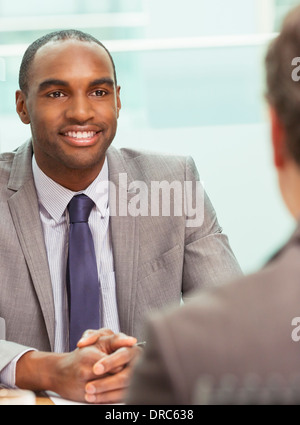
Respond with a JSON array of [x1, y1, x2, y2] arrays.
[[0, 30, 241, 403], [126, 5, 300, 405]]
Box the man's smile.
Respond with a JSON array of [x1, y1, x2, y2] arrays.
[[64, 131, 97, 139], [59, 126, 103, 146]]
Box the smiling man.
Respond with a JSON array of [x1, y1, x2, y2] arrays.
[[0, 30, 241, 403], [16, 36, 120, 190]]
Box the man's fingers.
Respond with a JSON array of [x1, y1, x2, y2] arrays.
[[77, 328, 114, 348], [93, 346, 139, 375], [85, 388, 125, 404], [102, 333, 137, 352], [78, 329, 137, 355], [85, 367, 131, 403]]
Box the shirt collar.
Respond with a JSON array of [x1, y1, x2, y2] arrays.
[[32, 156, 109, 223]]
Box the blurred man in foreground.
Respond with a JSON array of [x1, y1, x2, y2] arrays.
[[0, 29, 241, 403], [126, 5, 300, 405]]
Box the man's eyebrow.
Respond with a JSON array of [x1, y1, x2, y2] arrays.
[[38, 79, 69, 91], [89, 78, 115, 87]]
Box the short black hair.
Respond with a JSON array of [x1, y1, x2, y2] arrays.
[[19, 29, 117, 94]]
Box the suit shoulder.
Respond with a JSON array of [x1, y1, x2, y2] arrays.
[[114, 147, 197, 181], [0, 150, 16, 163], [0, 150, 15, 183], [0, 141, 32, 187], [0, 141, 29, 164], [119, 147, 188, 162]]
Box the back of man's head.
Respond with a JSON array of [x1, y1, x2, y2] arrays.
[[266, 5, 300, 167]]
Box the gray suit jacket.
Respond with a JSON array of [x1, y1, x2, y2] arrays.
[[0, 140, 241, 373], [126, 223, 300, 405]]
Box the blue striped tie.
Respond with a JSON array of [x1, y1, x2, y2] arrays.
[[66, 194, 101, 351]]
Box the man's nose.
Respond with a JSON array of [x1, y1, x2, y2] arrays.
[[65, 95, 94, 123]]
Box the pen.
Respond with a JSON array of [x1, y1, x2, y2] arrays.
[[134, 341, 146, 348]]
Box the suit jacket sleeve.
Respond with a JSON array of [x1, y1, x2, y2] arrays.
[[119, 150, 242, 341], [182, 156, 242, 298]]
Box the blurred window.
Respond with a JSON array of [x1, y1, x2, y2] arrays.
[[0, 0, 296, 273]]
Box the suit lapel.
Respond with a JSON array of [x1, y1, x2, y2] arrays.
[[7, 141, 55, 349], [107, 147, 140, 337]]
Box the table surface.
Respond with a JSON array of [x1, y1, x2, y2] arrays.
[[36, 395, 55, 405]]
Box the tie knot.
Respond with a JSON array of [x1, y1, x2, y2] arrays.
[[68, 194, 95, 223]]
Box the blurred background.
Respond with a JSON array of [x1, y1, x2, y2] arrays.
[[0, 0, 298, 274]]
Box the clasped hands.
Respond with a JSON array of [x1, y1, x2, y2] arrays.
[[74, 328, 140, 404], [29, 328, 142, 404], [16, 328, 142, 403]]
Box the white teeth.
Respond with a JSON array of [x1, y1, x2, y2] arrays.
[[65, 131, 96, 139]]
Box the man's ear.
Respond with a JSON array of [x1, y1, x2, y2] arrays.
[[116, 85, 121, 118], [15, 90, 30, 124], [269, 106, 287, 169]]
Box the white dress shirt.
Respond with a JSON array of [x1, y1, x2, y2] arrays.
[[0, 156, 120, 386]]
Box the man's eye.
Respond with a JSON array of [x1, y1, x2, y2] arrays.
[[93, 90, 106, 97], [48, 91, 65, 98]]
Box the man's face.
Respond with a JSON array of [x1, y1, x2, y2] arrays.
[[16, 39, 121, 181]]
